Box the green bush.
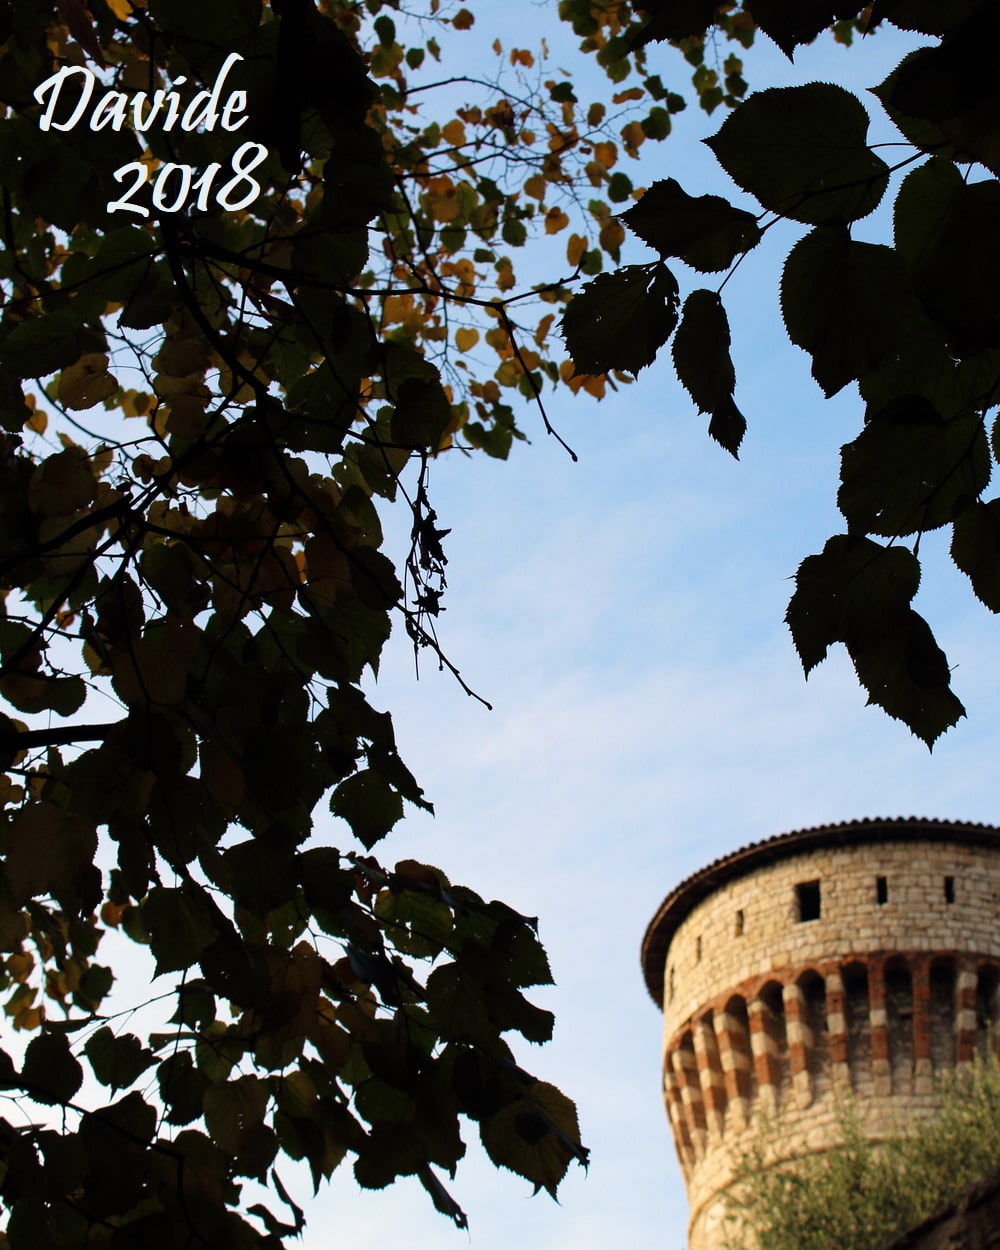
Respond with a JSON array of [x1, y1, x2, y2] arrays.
[[723, 1059, 1000, 1250]]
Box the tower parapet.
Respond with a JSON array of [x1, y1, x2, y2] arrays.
[[641, 818, 1000, 1250]]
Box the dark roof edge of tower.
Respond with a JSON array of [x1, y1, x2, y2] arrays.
[[641, 817, 1000, 1007]]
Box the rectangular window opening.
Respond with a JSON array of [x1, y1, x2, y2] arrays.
[[695, 936, 702, 963], [796, 880, 822, 923], [876, 876, 888, 905], [944, 876, 955, 905], [735, 909, 745, 937]]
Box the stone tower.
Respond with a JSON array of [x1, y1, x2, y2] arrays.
[[640, 818, 1000, 1250]]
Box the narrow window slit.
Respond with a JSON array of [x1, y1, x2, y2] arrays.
[[796, 880, 821, 923]]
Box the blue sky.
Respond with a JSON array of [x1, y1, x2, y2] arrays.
[[271, 10, 1000, 1249]]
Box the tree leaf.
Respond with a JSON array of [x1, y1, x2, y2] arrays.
[[481, 1081, 587, 1197], [893, 158, 1000, 356], [786, 534, 921, 674], [84, 1028, 155, 1090], [620, 178, 760, 272], [561, 263, 679, 375], [839, 399, 990, 536], [781, 226, 914, 396], [330, 770, 405, 849], [951, 499, 1000, 612], [22, 1033, 83, 1105], [705, 83, 889, 225], [5, 802, 97, 906], [203, 1076, 269, 1157], [745, 0, 856, 57], [671, 289, 745, 457]]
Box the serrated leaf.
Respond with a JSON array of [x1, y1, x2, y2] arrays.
[[620, 178, 760, 272], [142, 886, 218, 976], [22, 1033, 83, 1105], [839, 399, 990, 536], [745, 0, 851, 57], [781, 226, 914, 396], [84, 1027, 154, 1090], [786, 534, 921, 674], [851, 610, 965, 747], [705, 84, 889, 225], [158, 1051, 211, 1126], [481, 1081, 587, 1197], [893, 159, 1000, 356], [787, 535, 962, 745], [5, 802, 97, 906], [951, 499, 1000, 612], [203, 1076, 269, 1157], [631, 0, 721, 45], [330, 769, 404, 848], [671, 289, 745, 458], [58, 354, 117, 411], [561, 263, 679, 376]]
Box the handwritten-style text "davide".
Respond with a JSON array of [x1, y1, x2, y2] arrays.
[[33, 53, 267, 216]]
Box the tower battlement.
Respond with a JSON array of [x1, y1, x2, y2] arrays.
[[641, 818, 1000, 1250]]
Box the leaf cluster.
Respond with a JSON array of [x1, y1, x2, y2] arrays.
[[562, 0, 1000, 747], [0, 0, 758, 1242]]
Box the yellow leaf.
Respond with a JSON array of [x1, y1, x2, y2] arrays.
[[593, 141, 617, 170], [441, 118, 466, 147], [106, 0, 138, 16], [523, 175, 547, 200], [455, 327, 479, 352], [544, 207, 569, 235], [599, 220, 625, 254], [621, 121, 645, 151], [58, 354, 117, 411], [566, 234, 587, 268]]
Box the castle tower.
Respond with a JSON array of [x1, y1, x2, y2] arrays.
[[640, 818, 1000, 1250]]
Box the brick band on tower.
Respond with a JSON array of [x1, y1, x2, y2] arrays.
[[641, 818, 1000, 1250]]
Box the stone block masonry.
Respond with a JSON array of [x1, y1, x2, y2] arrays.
[[641, 819, 1000, 1250]]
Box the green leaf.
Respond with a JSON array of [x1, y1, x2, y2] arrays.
[[204, 1075, 269, 1156], [158, 1050, 212, 1126], [387, 377, 450, 452], [781, 226, 914, 396], [745, 0, 850, 57], [22, 1033, 83, 1105], [142, 885, 218, 976], [621, 178, 760, 272], [786, 535, 964, 745], [839, 399, 990, 536], [851, 610, 965, 747], [786, 534, 921, 674], [85, 1028, 155, 1090], [330, 769, 404, 849], [631, 0, 721, 44], [893, 159, 1000, 356], [561, 263, 679, 375], [671, 289, 745, 458], [705, 84, 889, 225], [951, 499, 1000, 612], [481, 1081, 587, 1197]]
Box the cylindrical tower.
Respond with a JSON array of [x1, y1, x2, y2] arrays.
[[641, 818, 1000, 1250]]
